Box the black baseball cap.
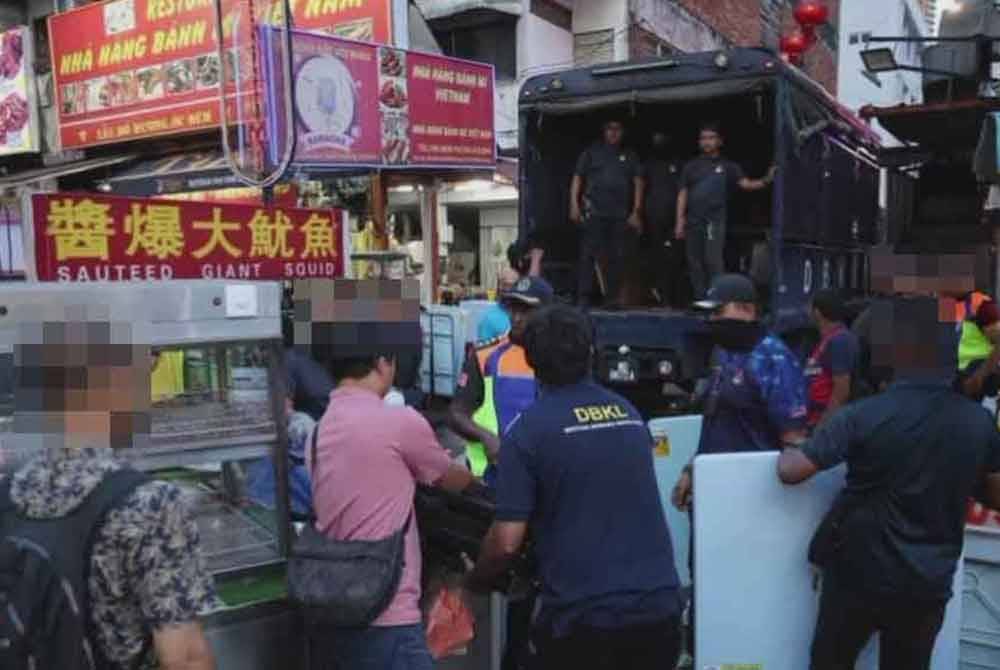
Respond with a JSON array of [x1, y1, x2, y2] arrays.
[[694, 274, 757, 311], [502, 276, 554, 307]]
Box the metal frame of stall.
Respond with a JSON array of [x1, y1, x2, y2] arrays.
[[0, 280, 299, 669]]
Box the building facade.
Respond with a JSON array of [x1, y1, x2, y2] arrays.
[[919, 0, 938, 31], [837, 0, 928, 145], [409, 0, 843, 293]]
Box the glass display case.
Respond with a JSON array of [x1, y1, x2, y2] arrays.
[[0, 280, 290, 577]]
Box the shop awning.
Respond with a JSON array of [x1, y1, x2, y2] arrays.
[[414, 0, 521, 21], [99, 152, 246, 197], [861, 98, 1000, 153], [0, 154, 139, 190]]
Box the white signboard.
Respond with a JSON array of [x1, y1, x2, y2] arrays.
[[694, 452, 962, 670]]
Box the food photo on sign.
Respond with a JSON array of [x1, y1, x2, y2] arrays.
[[46, 0, 394, 150], [260, 26, 495, 170], [0, 25, 38, 156]]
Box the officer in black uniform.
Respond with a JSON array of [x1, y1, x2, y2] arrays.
[[676, 122, 776, 299], [570, 119, 645, 307], [643, 131, 686, 307]]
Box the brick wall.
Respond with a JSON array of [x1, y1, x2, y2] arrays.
[[677, 0, 763, 46], [672, 0, 839, 94]]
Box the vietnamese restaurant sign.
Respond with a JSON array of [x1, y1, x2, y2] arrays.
[[31, 193, 345, 281], [261, 28, 496, 169], [47, 0, 393, 150]]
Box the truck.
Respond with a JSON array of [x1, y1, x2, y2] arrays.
[[517, 47, 882, 416]]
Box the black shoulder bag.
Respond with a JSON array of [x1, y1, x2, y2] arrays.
[[288, 427, 411, 627]]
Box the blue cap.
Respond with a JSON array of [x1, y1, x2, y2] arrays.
[[501, 276, 554, 307], [477, 304, 512, 343]]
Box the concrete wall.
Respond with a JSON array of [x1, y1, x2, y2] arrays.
[[679, 0, 762, 46], [572, 0, 629, 61], [519, 4, 574, 76]]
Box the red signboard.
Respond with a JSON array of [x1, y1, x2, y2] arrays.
[[32, 193, 344, 281], [47, 0, 392, 150], [263, 28, 495, 168], [261, 0, 392, 42]]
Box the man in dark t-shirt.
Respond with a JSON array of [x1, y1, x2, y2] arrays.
[[676, 123, 776, 298], [467, 305, 681, 670], [570, 119, 645, 307], [643, 131, 687, 306], [779, 295, 1000, 670], [805, 289, 860, 428]]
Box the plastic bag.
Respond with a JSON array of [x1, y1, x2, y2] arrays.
[[425, 585, 475, 659]]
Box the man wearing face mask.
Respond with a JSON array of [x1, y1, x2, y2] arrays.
[[672, 274, 808, 651], [643, 132, 686, 307]]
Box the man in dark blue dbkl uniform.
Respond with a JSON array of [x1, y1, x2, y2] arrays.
[[466, 304, 682, 670]]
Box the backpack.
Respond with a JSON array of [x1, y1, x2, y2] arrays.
[[0, 468, 150, 670]]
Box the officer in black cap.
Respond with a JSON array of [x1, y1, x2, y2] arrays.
[[570, 118, 645, 307], [673, 273, 807, 653]]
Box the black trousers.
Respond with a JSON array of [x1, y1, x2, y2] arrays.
[[502, 593, 537, 670], [810, 578, 947, 670], [535, 617, 681, 670], [578, 215, 629, 306], [643, 226, 689, 308], [685, 220, 725, 299]]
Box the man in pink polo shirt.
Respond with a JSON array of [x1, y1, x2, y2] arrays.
[[310, 351, 473, 669]]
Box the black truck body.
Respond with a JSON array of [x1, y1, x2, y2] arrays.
[[517, 48, 882, 415]]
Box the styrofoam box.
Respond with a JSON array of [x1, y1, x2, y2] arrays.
[[419, 306, 468, 398], [961, 527, 1000, 670]]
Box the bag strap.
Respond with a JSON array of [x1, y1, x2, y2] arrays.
[[309, 424, 319, 479], [72, 469, 151, 543], [307, 424, 413, 538], [812, 325, 846, 361]]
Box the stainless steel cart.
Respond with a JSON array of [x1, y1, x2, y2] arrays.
[[0, 281, 300, 670]]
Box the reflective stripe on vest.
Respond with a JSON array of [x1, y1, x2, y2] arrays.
[[464, 342, 536, 477], [465, 340, 505, 477]]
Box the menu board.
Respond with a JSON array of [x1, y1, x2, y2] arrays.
[[262, 27, 496, 169], [0, 26, 39, 156]]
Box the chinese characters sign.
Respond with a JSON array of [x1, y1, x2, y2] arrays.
[[47, 0, 392, 150], [0, 26, 39, 156], [31, 193, 344, 281], [262, 28, 496, 169]]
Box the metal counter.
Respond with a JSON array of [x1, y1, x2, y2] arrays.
[[205, 599, 303, 670]]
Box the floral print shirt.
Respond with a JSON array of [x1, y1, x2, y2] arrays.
[[6, 449, 218, 669]]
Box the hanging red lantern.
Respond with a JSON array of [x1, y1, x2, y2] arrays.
[[780, 31, 809, 56], [794, 1, 830, 28]]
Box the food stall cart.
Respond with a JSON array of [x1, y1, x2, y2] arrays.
[[0, 280, 302, 670]]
